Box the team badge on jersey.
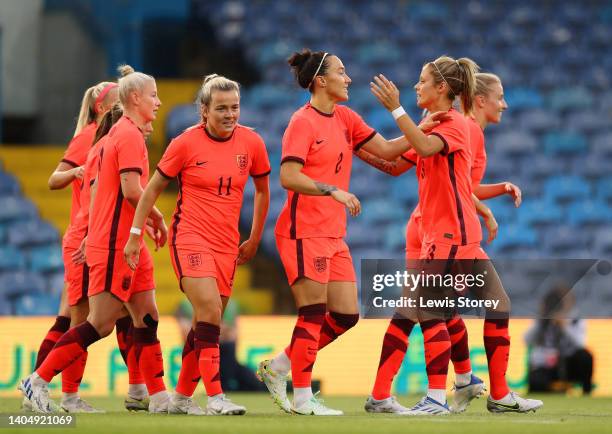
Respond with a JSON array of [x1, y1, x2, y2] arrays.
[[313, 257, 327, 273], [236, 154, 248, 174], [188, 253, 202, 268], [122, 275, 131, 291]]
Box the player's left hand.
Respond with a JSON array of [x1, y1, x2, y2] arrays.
[[237, 238, 259, 265], [419, 111, 452, 132], [370, 74, 401, 111], [484, 212, 498, 244], [124, 236, 140, 271], [149, 215, 168, 249], [505, 182, 522, 207], [72, 236, 87, 264]]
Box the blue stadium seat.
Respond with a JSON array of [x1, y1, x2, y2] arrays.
[[7, 220, 59, 247], [0, 296, 12, 315], [518, 108, 560, 134], [503, 87, 543, 110], [0, 246, 26, 271], [567, 200, 612, 226], [491, 224, 538, 252], [543, 132, 588, 156], [525, 155, 566, 180], [597, 177, 612, 203], [166, 104, 199, 141], [14, 293, 60, 316], [28, 245, 63, 273], [593, 229, 612, 256], [47, 271, 65, 296], [0, 172, 20, 196], [565, 110, 610, 135], [574, 155, 612, 180], [383, 223, 407, 252], [493, 131, 537, 156], [591, 132, 612, 157], [543, 226, 589, 256], [517, 200, 563, 226], [0, 196, 38, 222], [543, 175, 590, 203], [548, 87, 593, 112], [0, 271, 46, 298]]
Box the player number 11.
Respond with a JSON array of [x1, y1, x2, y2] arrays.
[[218, 176, 232, 195]]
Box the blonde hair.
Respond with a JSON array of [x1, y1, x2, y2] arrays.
[[74, 81, 116, 136], [475, 72, 502, 97], [198, 74, 240, 122], [427, 55, 479, 114], [117, 64, 155, 107]]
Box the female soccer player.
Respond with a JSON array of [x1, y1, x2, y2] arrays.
[[124, 74, 271, 416], [363, 72, 522, 414], [369, 56, 542, 414], [26, 81, 118, 413], [20, 65, 170, 414], [258, 49, 431, 416]]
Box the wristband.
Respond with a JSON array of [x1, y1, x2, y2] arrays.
[[391, 106, 406, 120], [130, 227, 142, 236]]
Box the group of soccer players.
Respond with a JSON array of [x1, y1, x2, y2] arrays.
[[19, 48, 543, 416]]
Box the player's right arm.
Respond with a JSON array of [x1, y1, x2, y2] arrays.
[[279, 161, 361, 217], [124, 171, 170, 269], [48, 161, 84, 190], [354, 148, 414, 176]]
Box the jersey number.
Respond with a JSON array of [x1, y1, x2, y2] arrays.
[[335, 152, 343, 174], [218, 176, 232, 195]]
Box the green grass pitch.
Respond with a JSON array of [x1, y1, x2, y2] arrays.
[[2, 393, 612, 434]]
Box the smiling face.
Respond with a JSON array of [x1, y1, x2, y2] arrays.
[[413, 65, 444, 110], [315, 55, 352, 102], [202, 89, 240, 138], [134, 79, 161, 122], [479, 81, 507, 124]]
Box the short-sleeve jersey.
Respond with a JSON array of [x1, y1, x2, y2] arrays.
[[87, 116, 149, 250], [69, 136, 107, 248], [466, 116, 486, 188], [62, 122, 97, 249], [275, 103, 376, 239], [157, 124, 271, 254], [417, 108, 481, 245]]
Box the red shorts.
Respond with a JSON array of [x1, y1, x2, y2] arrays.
[[87, 245, 155, 302], [276, 235, 356, 286], [63, 245, 88, 307], [170, 245, 237, 297], [405, 212, 423, 265], [420, 241, 489, 261]]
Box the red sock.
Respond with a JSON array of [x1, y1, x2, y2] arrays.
[[283, 311, 359, 358], [176, 329, 200, 397], [484, 318, 511, 400], [289, 303, 326, 388], [35, 316, 70, 370], [36, 321, 100, 383], [371, 317, 415, 400], [421, 319, 451, 390], [446, 315, 471, 374], [61, 352, 88, 393], [317, 312, 359, 350], [116, 317, 144, 385], [195, 322, 222, 397], [133, 326, 166, 395]]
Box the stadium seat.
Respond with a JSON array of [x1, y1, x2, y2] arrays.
[[493, 131, 538, 156], [166, 104, 199, 141], [0, 246, 26, 271], [0, 172, 20, 196], [567, 200, 612, 227], [517, 199, 563, 226], [7, 220, 59, 247], [518, 108, 560, 134], [492, 224, 538, 252], [0, 271, 46, 298], [14, 293, 60, 316], [543, 175, 590, 203], [47, 271, 65, 296], [548, 87, 593, 112], [503, 87, 543, 110], [592, 229, 612, 256], [543, 132, 588, 156], [543, 226, 589, 256], [0, 196, 38, 222], [28, 245, 64, 273]]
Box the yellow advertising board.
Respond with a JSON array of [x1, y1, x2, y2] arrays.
[[1, 316, 610, 397]]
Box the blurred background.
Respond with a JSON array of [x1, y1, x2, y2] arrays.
[[0, 0, 611, 397]]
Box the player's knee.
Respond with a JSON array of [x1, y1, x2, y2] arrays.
[[330, 311, 359, 330]]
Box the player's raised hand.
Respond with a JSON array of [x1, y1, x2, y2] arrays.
[[505, 182, 522, 207], [370, 74, 401, 111], [124, 236, 140, 270], [331, 189, 361, 217], [419, 111, 452, 132]]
